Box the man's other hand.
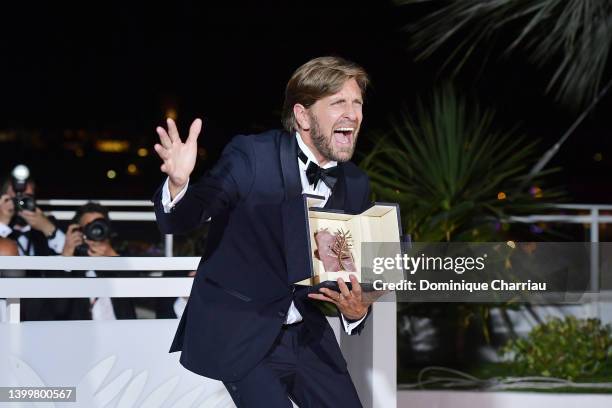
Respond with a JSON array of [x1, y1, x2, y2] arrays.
[[20, 208, 55, 237], [61, 224, 83, 256], [154, 118, 202, 199], [307, 274, 382, 321]]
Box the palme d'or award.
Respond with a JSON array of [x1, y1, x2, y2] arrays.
[[292, 194, 403, 292], [314, 228, 357, 273]]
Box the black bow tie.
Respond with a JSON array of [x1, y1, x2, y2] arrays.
[[298, 147, 339, 189], [306, 162, 339, 189]]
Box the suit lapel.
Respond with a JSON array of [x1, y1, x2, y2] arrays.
[[280, 131, 312, 284], [279, 131, 302, 200]]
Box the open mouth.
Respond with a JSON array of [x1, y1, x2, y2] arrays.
[[333, 127, 354, 145]]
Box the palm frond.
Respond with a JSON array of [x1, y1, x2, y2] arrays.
[[396, 0, 612, 108]]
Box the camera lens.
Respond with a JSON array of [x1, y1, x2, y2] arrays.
[[89, 225, 104, 239], [83, 218, 111, 242]]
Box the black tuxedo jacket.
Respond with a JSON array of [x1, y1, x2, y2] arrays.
[[153, 129, 372, 382]]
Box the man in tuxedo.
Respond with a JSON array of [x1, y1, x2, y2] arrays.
[[153, 56, 375, 407], [0, 179, 65, 258]]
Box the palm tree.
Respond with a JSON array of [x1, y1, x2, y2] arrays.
[[396, 0, 612, 109], [361, 86, 561, 243]]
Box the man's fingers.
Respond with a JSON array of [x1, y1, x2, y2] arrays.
[[319, 287, 337, 298], [307, 293, 337, 304], [186, 118, 202, 144], [71, 235, 83, 245], [156, 126, 172, 148], [68, 226, 82, 237], [166, 118, 181, 144], [154, 144, 170, 160], [319, 287, 344, 303], [349, 274, 362, 297], [337, 278, 352, 298]]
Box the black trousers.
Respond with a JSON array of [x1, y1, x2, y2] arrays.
[[223, 322, 363, 408]]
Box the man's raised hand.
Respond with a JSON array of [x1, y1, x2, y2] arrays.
[[154, 118, 202, 198]]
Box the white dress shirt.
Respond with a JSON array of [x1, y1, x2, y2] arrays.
[[162, 132, 366, 333]]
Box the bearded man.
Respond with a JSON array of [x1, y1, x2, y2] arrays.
[[153, 56, 374, 407]]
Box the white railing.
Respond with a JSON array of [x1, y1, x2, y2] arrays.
[[34, 199, 612, 245], [0, 256, 199, 324], [509, 204, 612, 242], [509, 204, 612, 292], [37, 199, 153, 207]]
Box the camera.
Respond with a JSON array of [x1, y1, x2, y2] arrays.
[[13, 195, 36, 212], [74, 218, 113, 256]]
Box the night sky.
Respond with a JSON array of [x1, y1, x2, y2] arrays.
[[1, 0, 611, 203]]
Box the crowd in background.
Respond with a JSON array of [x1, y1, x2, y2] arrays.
[[0, 168, 189, 322]]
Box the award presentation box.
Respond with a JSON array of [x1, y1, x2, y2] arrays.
[[287, 194, 402, 292]]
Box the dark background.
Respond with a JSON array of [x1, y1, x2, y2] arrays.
[[1, 0, 610, 202]]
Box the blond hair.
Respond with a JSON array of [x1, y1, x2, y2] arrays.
[[282, 56, 369, 132]]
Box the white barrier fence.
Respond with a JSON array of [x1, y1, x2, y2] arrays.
[[0, 256, 199, 324]]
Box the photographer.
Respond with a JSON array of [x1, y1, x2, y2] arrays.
[[62, 202, 136, 320], [1, 172, 82, 321], [0, 176, 65, 257]]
